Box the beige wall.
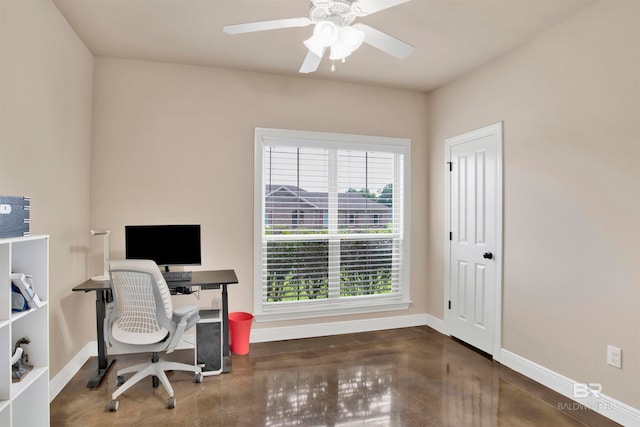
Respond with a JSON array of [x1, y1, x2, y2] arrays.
[[0, 0, 94, 377], [90, 58, 429, 327], [426, 1, 639, 407]]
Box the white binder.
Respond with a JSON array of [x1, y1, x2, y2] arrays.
[[11, 273, 44, 309]]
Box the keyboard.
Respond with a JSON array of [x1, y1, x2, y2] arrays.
[[162, 271, 192, 282]]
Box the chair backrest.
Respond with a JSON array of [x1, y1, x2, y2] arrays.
[[109, 259, 173, 344]]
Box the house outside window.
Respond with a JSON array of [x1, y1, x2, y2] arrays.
[[254, 128, 411, 321]]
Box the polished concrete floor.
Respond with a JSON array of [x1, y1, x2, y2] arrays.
[[50, 327, 619, 426]]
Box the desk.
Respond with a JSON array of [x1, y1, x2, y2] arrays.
[[73, 269, 238, 388]]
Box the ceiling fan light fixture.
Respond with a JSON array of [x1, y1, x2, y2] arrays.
[[328, 25, 364, 61], [305, 21, 340, 57], [329, 41, 352, 60], [303, 35, 327, 57], [313, 21, 339, 45], [340, 25, 364, 51]]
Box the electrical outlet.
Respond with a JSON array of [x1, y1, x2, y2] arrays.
[[607, 345, 622, 369]]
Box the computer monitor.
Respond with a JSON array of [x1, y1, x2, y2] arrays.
[[125, 224, 201, 271]]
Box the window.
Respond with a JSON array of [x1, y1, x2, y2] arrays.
[[254, 128, 411, 321], [292, 210, 304, 227]]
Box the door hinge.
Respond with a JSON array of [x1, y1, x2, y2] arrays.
[[447, 161, 452, 171], [448, 300, 451, 310], [449, 232, 452, 241]]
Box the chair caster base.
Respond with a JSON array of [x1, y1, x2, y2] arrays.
[[109, 400, 119, 412], [167, 396, 176, 409]]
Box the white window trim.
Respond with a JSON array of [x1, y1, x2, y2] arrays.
[[253, 127, 412, 322]]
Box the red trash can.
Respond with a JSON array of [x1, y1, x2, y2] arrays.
[[228, 312, 253, 355]]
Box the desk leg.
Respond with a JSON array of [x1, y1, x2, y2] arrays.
[[87, 289, 115, 388], [221, 284, 231, 373]]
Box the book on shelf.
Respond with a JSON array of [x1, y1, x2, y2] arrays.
[[11, 273, 43, 309]]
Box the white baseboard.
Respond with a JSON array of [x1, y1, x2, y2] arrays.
[[501, 349, 640, 426], [250, 314, 429, 343], [423, 313, 448, 336], [49, 341, 95, 402]]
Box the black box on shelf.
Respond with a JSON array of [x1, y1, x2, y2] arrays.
[[0, 196, 30, 238]]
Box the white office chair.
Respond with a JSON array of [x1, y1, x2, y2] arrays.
[[105, 259, 202, 411]]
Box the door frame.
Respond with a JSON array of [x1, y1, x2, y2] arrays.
[[444, 122, 504, 360]]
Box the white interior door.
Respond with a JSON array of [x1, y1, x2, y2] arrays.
[[445, 123, 502, 356]]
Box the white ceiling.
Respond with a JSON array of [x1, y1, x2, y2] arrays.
[[52, 0, 592, 92]]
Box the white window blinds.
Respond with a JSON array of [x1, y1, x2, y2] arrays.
[[255, 128, 410, 321]]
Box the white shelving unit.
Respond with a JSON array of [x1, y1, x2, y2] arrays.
[[0, 235, 49, 427]]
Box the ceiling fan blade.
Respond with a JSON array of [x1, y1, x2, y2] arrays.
[[299, 49, 326, 73], [223, 17, 311, 35], [351, 0, 411, 16], [353, 23, 414, 59]]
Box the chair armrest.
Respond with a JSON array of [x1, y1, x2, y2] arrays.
[[165, 304, 200, 353], [172, 304, 198, 324]]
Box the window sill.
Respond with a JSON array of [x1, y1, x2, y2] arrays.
[[254, 298, 411, 323]]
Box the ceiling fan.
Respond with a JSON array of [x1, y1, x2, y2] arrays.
[[223, 0, 414, 73]]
